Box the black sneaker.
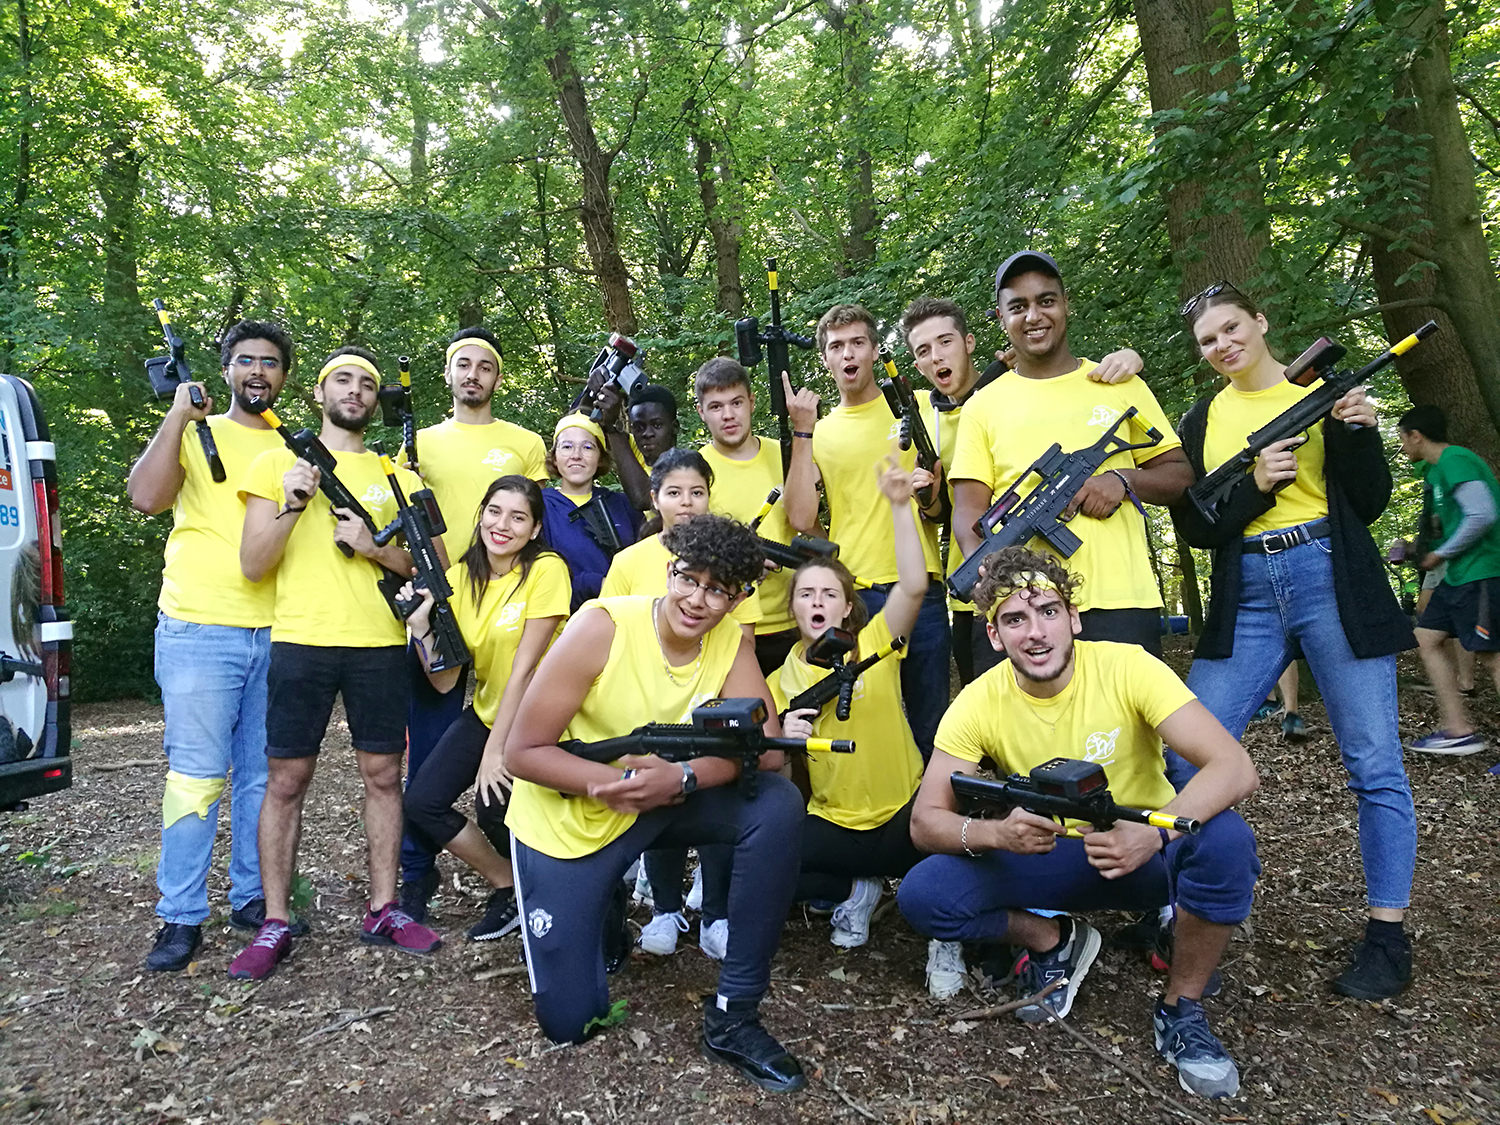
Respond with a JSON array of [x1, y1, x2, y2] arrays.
[[468, 887, 521, 942], [1014, 916, 1101, 1023], [145, 922, 202, 972], [1333, 927, 1412, 1000], [701, 999, 807, 1093], [229, 898, 309, 937], [398, 869, 441, 925]]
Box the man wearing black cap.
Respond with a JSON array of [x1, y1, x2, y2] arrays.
[[948, 251, 1192, 675]]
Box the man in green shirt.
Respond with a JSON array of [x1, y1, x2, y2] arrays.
[[1398, 405, 1500, 756]]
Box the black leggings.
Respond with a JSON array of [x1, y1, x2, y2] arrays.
[[795, 795, 926, 903], [403, 707, 509, 855], [513, 773, 804, 1044]]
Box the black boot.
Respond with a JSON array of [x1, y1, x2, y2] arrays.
[[1333, 920, 1412, 1000], [603, 881, 631, 975], [701, 997, 806, 1093], [145, 922, 202, 972]]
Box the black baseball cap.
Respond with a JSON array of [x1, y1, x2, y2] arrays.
[[994, 250, 1062, 303]]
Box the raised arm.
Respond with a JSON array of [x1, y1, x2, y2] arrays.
[[876, 457, 929, 640], [780, 371, 823, 534], [126, 382, 206, 513]]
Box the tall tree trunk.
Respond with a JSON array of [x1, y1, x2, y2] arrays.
[[2, 0, 34, 368], [693, 124, 744, 320], [829, 0, 877, 272], [97, 133, 142, 409]]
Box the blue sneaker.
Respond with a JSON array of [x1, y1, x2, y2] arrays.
[[1014, 917, 1101, 1023], [1251, 700, 1282, 723], [1405, 730, 1487, 756], [1153, 997, 1240, 1099]]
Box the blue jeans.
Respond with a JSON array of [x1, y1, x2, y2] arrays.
[[858, 578, 951, 759], [153, 614, 271, 924], [1180, 533, 1416, 911]]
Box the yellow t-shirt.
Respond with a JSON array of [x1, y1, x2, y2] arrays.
[[449, 553, 572, 727], [949, 361, 1180, 610], [240, 447, 422, 647], [1202, 380, 1329, 537], [812, 395, 942, 583], [768, 614, 921, 830], [700, 439, 794, 635], [600, 532, 760, 627], [159, 416, 282, 627], [506, 595, 745, 859], [937, 640, 1192, 828], [930, 391, 968, 611], [412, 418, 547, 559]]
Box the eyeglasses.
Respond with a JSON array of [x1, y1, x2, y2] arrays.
[[556, 439, 598, 455], [668, 565, 740, 609], [1179, 280, 1244, 321], [233, 355, 283, 371]]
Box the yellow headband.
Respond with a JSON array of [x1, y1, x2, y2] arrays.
[[553, 412, 607, 447], [445, 338, 503, 370], [317, 354, 381, 386], [984, 571, 1061, 622]]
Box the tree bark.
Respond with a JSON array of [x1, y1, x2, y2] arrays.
[[828, 0, 877, 272], [2, 0, 34, 367], [693, 124, 744, 320], [98, 133, 143, 400]]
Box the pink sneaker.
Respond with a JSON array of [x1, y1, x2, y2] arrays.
[[228, 920, 291, 980], [361, 902, 442, 955]]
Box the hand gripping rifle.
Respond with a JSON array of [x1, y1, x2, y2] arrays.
[[948, 408, 1163, 602], [145, 299, 226, 483], [783, 627, 906, 722], [878, 348, 943, 512], [748, 487, 841, 570], [736, 259, 817, 472], [371, 455, 470, 671], [951, 757, 1201, 835], [561, 697, 854, 798], [378, 356, 418, 472], [1186, 321, 1439, 526], [572, 334, 648, 424]]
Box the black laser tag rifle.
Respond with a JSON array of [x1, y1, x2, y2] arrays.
[[378, 356, 418, 472], [372, 455, 469, 672], [572, 334, 647, 424], [1186, 320, 1439, 527], [879, 347, 944, 512], [948, 408, 1163, 602], [784, 628, 906, 722], [747, 487, 841, 570], [951, 758, 1201, 835], [561, 697, 854, 798], [145, 299, 226, 483], [736, 259, 817, 472]]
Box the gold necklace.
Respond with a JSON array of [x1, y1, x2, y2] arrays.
[[652, 598, 704, 686]]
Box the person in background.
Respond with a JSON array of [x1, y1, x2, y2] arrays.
[[541, 412, 642, 612]]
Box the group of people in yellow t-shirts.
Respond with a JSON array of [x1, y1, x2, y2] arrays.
[[132, 251, 1428, 1103]]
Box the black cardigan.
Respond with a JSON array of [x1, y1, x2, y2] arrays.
[[1172, 394, 1414, 661]]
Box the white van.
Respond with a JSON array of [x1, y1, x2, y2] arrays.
[[0, 374, 71, 808]]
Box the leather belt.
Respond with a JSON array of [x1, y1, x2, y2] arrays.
[[1242, 519, 1332, 555]]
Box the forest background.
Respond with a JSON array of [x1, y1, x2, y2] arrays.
[[1, 0, 1496, 701]]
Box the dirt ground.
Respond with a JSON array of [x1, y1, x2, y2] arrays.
[[1, 643, 1498, 1125]]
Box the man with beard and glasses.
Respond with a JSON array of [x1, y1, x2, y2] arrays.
[[898, 547, 1260, 1101], [229, 347, 439, 980], [128, 319, 295, 973], [398, 327, 546, 922]]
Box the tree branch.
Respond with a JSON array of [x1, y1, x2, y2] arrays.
[[1304, 296, 1447, 331], [1455, 83, 1500, 138]]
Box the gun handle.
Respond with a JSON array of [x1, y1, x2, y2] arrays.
[[195, 420, 226, 483], [836, 676, 854, 722]]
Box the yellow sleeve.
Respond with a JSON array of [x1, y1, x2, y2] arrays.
[[600, 551, 630, 598], [767, 663, 790, 714], [524, 435, 549, 483], [239, 448, 287, 505], [1125, 381, 1182, 462], [1126, 650, 1197, 727], [948, 398, 995, 490], [933, 677, 994, 765], [529, 555, 573, 618]]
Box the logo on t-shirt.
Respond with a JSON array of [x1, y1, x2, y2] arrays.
[[361, 484, 393, 508], [1085, 406, 1121, 429], [886, 419, 903, 443], [496, 603, 524, 629], [483, 448, 518, 471], [1082, 727, 1121, 764]]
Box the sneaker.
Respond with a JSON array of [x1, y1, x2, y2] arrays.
[[228, 919, 291, 980], [926, 940, 966, 1000], [685, 864, 705, 913], [1406, 730, 1487, 755], [467, 887, 521, 942], [829, 877, 882, 949], [700, 917, 729, 961], [361, 902, 442, 955], [1150, 919, 1223, 999], [701, 998, 806, 1093], [632, 864, 654, 908], [228, 898, 309, 937], [145, 922, 201, 972], [1280, 711, 1308, 742], [805, 898, 839, 916], [604, 882, 631, 975], [1154, 996, 1240, 1099], [1111, 910, 1165, 952], [1333, 927, 1412, 1000], [1014, 916, 1101, 1023], [397, 869, 440, 925], [1251, 700, 1283, 723], [638, 911, 689, 955]]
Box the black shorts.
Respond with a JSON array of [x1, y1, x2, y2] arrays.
[[266, 643, 410, 757], [1416, 578, 1500, 652]]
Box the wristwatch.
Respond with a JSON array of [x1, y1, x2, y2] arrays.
[[678, 762, 698, 796]]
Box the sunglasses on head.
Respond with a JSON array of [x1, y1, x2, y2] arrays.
[[1179, 280, 1246, 320]]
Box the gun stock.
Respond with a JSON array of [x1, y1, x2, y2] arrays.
[[149, 299, 226, 483]]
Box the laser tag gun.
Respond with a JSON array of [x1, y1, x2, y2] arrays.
[[951, 758, 1201, 835], [736, 259, 817, 471], [372, 455, 469, 672], [948, 408, 1163, 601], [561, 697, 854, 798], [573, 334, 647, 424], [248, 403, 385, 559], [570, 494, 624, 555], [378, 356, 418, 472], [145, 298, 226, 483], [1186, 321, 1439, 527], [878, 347, 944, 513], [783, 628, 906, 722], [747, 487, 842, 571]]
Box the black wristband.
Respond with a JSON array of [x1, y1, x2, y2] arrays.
[[792, 430, 814, 440]]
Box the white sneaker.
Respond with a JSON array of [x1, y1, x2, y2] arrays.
[[685, 864, 704, 913], [830, 877, 883, 949], [926, 940, 966, 1000], [638, 911, 688, 955], [700, 917, 729, 961], [632, 864, 654, 907]]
